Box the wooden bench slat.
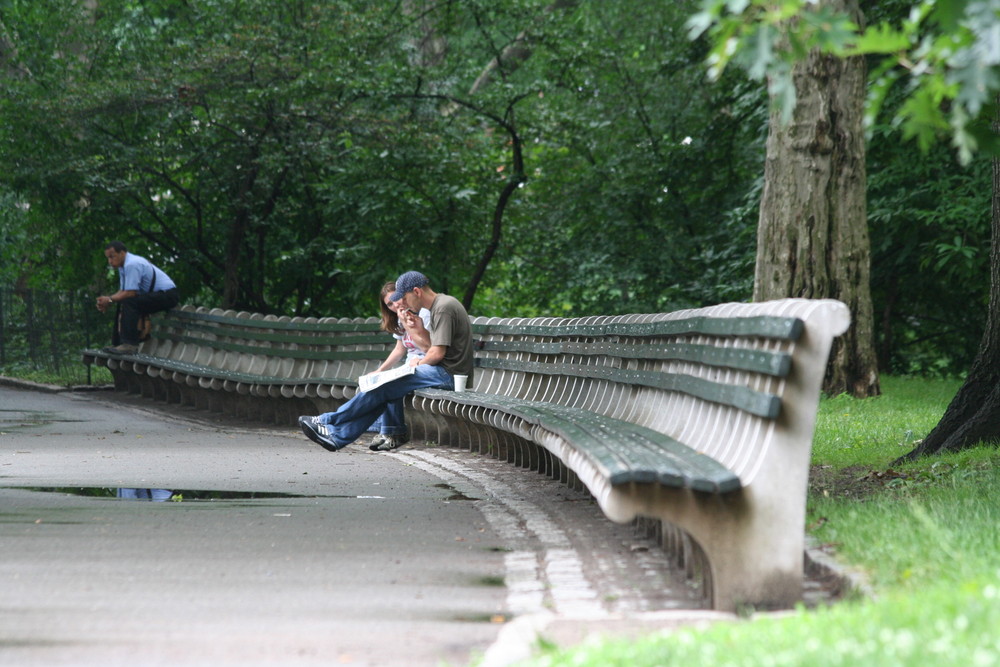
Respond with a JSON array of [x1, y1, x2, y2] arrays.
[[165, 310, 381, 333], [474, 358, 782, 418], [159, 333, 389, 361], [473, 314, 804, 340], [161, 319, 394, 347], [519, 406, 740, 492], [478, 340, 792, 377], [414, 389, 741, 492], [82, 351, 359, 387]]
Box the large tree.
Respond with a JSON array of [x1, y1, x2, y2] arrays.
[[904, 104, 1000, 458], [692, 0, 1000, 453], [753, 0, 879, 397]]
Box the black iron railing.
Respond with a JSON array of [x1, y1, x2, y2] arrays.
[[0, 286, 110, 385]]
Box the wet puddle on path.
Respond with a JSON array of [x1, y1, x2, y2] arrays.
[[9, 487, 386, 502]]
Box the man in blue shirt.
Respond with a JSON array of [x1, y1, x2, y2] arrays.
[[96, 241, 180, 354]]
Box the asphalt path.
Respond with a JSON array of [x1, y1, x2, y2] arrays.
[[0, 385, 725, 666]]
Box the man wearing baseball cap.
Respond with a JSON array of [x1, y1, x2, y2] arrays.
[[298, 271, 474, 452]]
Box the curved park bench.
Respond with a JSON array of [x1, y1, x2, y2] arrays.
[[407, 298, 850, 611], [82, 306, 394, 424], [82, 298, 850, 612]]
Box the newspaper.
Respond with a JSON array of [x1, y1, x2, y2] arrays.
[[358, 364, 415, 392]]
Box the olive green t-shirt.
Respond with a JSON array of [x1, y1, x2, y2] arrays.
[[428, 294, 474, 385]]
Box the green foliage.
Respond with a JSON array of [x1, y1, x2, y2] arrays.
[[867, 117, 991, 376], [0, 0, 764, 319], [689, 0, 1000, 163], [0, 0, 986, 375], [478, 2, 766, 315]]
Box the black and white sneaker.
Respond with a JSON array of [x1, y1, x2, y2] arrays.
[[298, 416, 343, 452], [368, 434, 389, 451], [371, 433, 409, 452]]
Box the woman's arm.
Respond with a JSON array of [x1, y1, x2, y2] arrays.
[[373, 341, 407, 373]]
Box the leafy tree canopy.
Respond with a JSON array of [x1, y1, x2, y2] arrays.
[[689, 0, 1000, 163], [0, 0, 991, 377], [1, 0, 765, 317]]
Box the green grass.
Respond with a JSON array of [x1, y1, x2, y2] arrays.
[[517, 376, 1000, 667], [519, 581, 1000, 666], [0, 363, 113, 387], [812, 375, 964, 467]]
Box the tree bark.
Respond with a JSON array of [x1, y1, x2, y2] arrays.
[[754, 0, 880, 398], [899, 100, 1000, 460]]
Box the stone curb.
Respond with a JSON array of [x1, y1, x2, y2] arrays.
[[0, 375, 113, 393]]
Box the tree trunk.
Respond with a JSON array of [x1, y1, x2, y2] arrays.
[[753, 0, 880, 398], [463, 118, 525, 310], [223, 153, 259, 310], [899, 102, 1000, 460]]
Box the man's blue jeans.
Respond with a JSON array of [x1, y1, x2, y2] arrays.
[[317, 364, 453, 447]]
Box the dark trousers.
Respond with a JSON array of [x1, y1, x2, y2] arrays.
[[113, 288, 180, 345]]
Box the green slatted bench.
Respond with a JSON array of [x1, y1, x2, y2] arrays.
[[80, 298, 850, 612], [407, 298, 850, 612], [81, 305, 393, 423]]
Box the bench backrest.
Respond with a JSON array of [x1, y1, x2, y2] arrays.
[[145, 305, 394, 386], [467, 300, 846, 486], [138, 301, 846, 489]]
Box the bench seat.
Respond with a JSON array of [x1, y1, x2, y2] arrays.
[[84, 350, 358, 392], [415, 389, 741, 492]]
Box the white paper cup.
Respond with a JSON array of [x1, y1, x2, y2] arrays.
[[453, 374, 468, 392]]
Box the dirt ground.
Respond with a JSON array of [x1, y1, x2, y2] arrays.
[[808, 463, 910, 501]]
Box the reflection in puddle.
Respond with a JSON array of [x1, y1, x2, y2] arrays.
[[16, 487, 380, 501], [11, 483, 469, 503], [0, 408, 51, 427], [117, 488, 173, 502], [0, 409, 85, 427]]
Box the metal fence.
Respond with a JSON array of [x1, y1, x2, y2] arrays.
[[0, 286, 111, 385]]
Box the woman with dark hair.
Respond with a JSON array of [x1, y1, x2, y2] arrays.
[[372, 281, 430, 372]]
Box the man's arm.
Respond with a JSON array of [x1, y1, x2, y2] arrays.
[[96, 289, 138, 313], [400, 310, 431, 351], [413, 345, 446, 366]]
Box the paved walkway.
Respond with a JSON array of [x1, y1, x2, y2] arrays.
[[0, 384, 731, 666]]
